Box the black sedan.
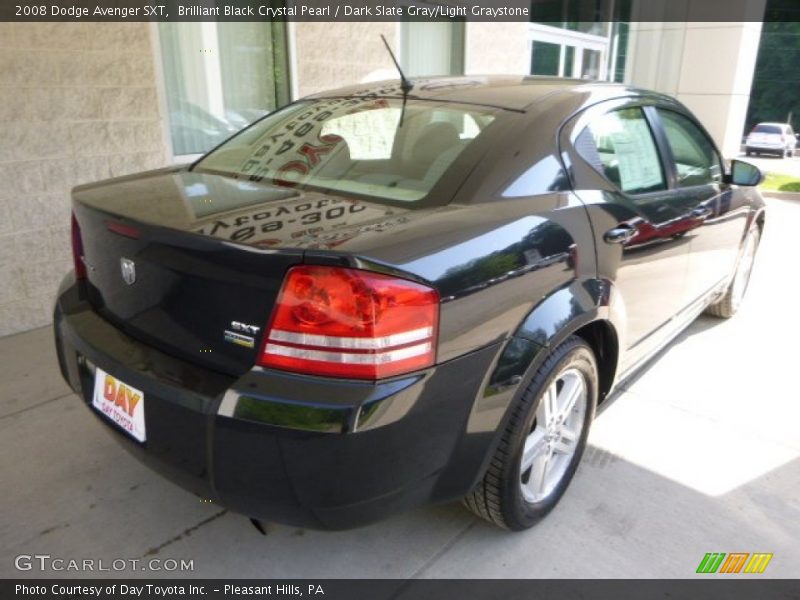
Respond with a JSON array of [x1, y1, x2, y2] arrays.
[[54, 76, 765, 531]]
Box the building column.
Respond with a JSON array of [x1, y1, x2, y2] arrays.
[[625, 14, 765, 157]]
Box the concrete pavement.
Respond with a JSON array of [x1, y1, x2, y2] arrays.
[[1, 196, 798, 579], [740, 152, 800, 178]]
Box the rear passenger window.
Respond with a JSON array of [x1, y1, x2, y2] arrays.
[[753, 124, 782, 134], [657, 109, 722, 187], [577, 107, 666, 195]]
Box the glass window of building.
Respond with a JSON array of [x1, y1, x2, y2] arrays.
[[158, 22, 291, 156], [528, 0, 631, 82], [531, 41, 562, 76], [401, 22, 465, 77]]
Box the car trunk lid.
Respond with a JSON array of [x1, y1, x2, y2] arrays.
[[72, 168, 405, 376]]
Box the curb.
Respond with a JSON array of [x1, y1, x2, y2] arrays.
[[761, 190, 800, 201]]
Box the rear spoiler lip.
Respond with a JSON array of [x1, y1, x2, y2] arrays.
[[72, 165, 185, 195]]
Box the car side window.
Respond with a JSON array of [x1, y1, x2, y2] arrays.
[[657, 109, 723, 187], [577, 107, 666, 195]]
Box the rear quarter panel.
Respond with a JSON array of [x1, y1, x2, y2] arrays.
[[306, 194, 597, 364]]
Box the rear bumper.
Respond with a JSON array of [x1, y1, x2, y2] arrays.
[[746, 143, 787, 152], [53, 276, 501, 529]]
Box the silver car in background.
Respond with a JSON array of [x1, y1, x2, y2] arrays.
[[745, 122, 796, 157]]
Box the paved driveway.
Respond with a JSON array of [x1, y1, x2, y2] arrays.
[[740, 152, 800, 178], [1, 196, 798, 579]]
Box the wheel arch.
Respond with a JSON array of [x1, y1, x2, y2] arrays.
[[571, 319, 619, 406], [479, 279, 622, 411], [437, 281, 621, 501], [511, 280, 620, 404]]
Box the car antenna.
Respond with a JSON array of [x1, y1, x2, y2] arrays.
[[380, 34, 413, 126]]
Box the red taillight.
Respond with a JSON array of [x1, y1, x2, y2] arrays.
[[71, 213, 86, 279], [258, 266, 439, 379]]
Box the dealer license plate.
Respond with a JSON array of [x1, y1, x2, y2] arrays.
[[92, 368, 146, 442]]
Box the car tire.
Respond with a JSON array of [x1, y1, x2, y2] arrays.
[[463, 336, 598, 530], [705, 225, 760, 319]]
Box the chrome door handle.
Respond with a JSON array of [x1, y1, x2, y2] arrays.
[[690, 206, 713, 219], [604, 225, 637, 244]]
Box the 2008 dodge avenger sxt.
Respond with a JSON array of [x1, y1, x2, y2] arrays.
[[53, 76, 765, 531]]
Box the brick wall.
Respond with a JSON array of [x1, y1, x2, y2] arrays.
[[465, 22, 529, 75], [0, 23, 167, 337], [293, 23, 398, 97]]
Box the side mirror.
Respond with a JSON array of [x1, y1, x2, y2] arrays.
[[727, 159, 764, 187]]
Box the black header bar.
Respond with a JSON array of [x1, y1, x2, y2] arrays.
[[3, 579, 800, 600], [0, 0, 787, 23]]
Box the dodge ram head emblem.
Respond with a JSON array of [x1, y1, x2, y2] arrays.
[[120, 258, 136, 285]]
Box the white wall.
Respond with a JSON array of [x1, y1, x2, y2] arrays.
[[464, 22, 529, 75], [0, 23, 167, 337], [625, 19, 764, 157], [292, 23, 398, 97]]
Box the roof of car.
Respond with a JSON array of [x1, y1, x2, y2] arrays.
[[307, 75, 669, 111]]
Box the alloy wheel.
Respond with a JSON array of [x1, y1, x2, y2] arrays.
[[519, 368, 587, 503]]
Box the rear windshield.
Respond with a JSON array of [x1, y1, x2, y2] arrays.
[[194, 98, 498, 203], [753, 124, 783, 134]]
